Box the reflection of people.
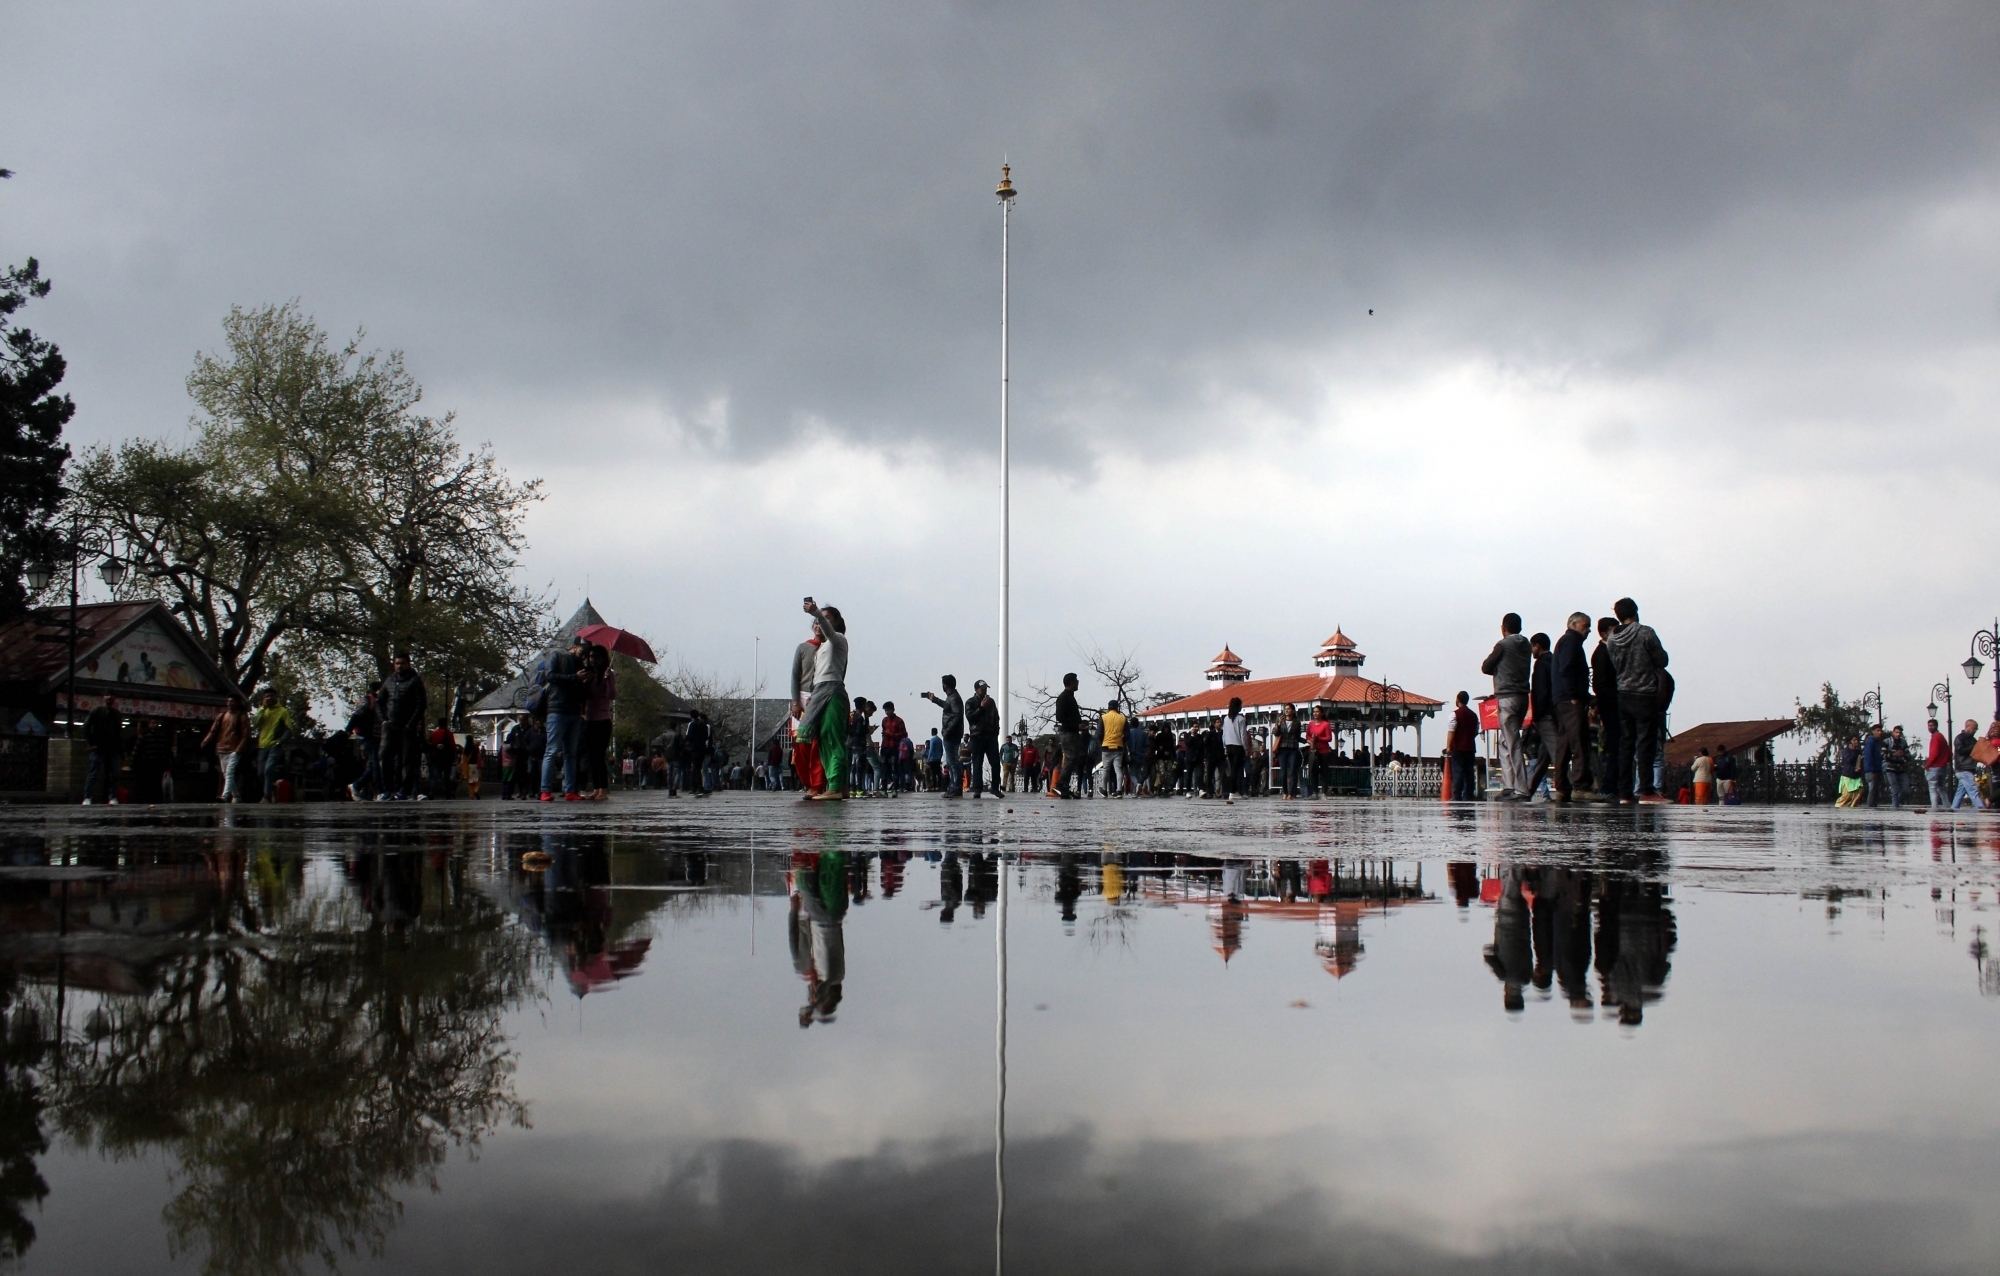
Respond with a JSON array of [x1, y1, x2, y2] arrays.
[[788, 850, 848, 1025], [1056, 854, 1082, 928], [938, 852, 963, 923], [1596, 878, 1676, 1025], [1483, 868, 1531, 1011]]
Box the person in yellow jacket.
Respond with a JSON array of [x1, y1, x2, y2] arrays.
[[1099, 700, 1129, 796]]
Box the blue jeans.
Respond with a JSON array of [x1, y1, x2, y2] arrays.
[[85, 749, 119, 803], [1928, 767, 1950, 808], [355, 737, 380, 796], [260, 747, 284, 801], [942, 734, 964, 794], [1277, 747, 1300, 797], [541, 713, 583, 795], [1952, 770, 1985, 810]]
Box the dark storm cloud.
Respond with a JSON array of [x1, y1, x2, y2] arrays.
[[380, 1127, 1999, 1274], [4, 2, 1997, 457]]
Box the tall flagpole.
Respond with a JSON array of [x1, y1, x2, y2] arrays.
[[996, 164, 1016, 750]]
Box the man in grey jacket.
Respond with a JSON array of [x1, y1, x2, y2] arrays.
[[921, 675, 965, 798], [1606, 597, 1670, 803], [1480, 613, 1532, 800]]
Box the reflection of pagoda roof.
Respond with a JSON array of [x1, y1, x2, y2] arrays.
[[1207, 898, 1249, 963], [1129, 875, 1431, 976]]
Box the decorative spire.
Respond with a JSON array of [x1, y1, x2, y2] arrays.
[[1313, 628, 1366, 671], [1205, 645, 1251, 684]]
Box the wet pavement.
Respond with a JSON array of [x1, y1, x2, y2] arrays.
[[2, 793, 1998, 1274]]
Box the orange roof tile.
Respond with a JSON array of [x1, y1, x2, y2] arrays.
[[1138, 672, 1442, 718]]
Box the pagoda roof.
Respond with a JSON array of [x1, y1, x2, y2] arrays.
[[1139, 672, 1442, 718], [471, 599, 608, 716]]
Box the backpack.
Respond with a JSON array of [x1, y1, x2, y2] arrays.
[[1658, 669, 1676, 712]]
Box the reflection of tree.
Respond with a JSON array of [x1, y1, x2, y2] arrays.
[[0, 969, 48, 1263], [42, 851, 539, 1276]]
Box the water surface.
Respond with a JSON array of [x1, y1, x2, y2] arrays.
[[2, 798, 1997, 1274]]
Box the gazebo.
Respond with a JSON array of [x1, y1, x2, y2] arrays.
[[466, 600, 689, 751], [1138, 629, 1443, 761]]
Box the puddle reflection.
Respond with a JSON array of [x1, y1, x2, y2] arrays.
[[0, 805, 1996, 1274]]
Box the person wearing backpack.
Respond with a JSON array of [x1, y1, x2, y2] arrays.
[[538, 637, 587, 801]]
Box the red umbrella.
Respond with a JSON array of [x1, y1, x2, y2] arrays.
[[574, 624, 657, 663]]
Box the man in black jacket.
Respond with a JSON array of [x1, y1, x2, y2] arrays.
[[683, 711, 712, 797], [1590, 617, 1621, 799], [380, 655, 428, 800], [1054, 673, 1086, 799], [82, 695, 122, 805], [965, 680, 1001, 797], [1549, 612, 1593, 803]]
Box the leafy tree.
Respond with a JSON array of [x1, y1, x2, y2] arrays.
[[75, 302, 546, 699], [611, 651, 682, 755], [1793, 682, 1871, 764], [0, 174, 75, 622]]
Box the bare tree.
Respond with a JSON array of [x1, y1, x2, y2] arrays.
[[1081, 641, 1148, 711], [1015, 677, 1060, 734], [1020, 642, 1149, 734], [661, 661, 769, 760]]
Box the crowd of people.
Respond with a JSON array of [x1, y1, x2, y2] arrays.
[[1452, 597, 1673, 805], [77, 589, 2000, 814]]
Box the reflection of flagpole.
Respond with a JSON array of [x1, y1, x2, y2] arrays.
[[994, 849, 1008, 1274]]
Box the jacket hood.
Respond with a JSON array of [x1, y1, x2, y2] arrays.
[[1608, 622, 1651, 649]]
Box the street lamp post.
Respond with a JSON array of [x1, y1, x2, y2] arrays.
[[1930, 681, 1953, 732], [1859, 685, 1883, 730], [1961, 620, 2000, 724], [23, 515, 125, 739], [995, 163, 1016, 761], [1367, 680, 1404, 763]]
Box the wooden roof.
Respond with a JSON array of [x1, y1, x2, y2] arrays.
[[1664, 719, 1794, 768], [0, 601, 239, 703]]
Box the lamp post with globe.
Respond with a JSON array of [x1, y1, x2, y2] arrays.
[[22, 518, 128, 738], [1959, 621, 2000, 725], [1929, 681, 1953, 734]]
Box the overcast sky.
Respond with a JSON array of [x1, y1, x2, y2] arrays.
[[5, 2, 1999, 744]]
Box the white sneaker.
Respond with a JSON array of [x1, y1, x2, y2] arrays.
[[108, 798, 120, 806], [80, 798, 93, 806]]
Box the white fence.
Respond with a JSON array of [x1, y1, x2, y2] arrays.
[[1370, 761, 1447, 798]]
